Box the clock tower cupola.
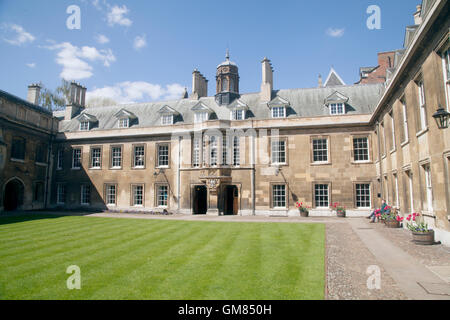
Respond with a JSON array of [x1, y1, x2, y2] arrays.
[[215, 49, 240, 105]]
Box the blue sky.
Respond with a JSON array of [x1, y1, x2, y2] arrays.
[[0, 0, 420, 105]]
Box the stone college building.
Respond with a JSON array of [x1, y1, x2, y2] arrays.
[[1, 0, 449, 245]]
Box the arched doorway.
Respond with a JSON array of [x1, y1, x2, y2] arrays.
[[3, 178, 25, 211]]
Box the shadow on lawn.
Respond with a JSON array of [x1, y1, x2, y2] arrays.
[[0, 209, 103, 226]]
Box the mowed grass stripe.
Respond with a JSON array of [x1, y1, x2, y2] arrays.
[[50, 220, 205, 299], [88, 221, 225, 299], [6, 220, 197, 299], [0, 219, 178, 286], [0, 217, 145, 263], [0, 216, 325, 300]]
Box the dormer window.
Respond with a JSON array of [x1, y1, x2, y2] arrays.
[[268, 96, 289, 119], [161, 114, 174, 125], [330, 103, 345, 115], [158, 105, 179, 126], [272, 106, 286, 118], [231, 109, 245, 120], [76, 113, 98, 131], [325, 91, 349, 116], [114, 109, 137, 129], [80, 121, 90, 131], [118, 118, 129, 128], [195, 112, 209, 123]]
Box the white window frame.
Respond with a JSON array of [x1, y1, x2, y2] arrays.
[[56, 184, 66, 205], [57, 149, 64, 170], [271, 106, 286, 119], [132, 184, 144, 207], [118, 118, 129, 129], [106, 184, 117, 206], [330, 103, 345, 115], [81, 184, 91, 205], [210, 136, 218, 167], [314, 184, 330, 208], [423, 164, 433, 212], [355, 183, 371, 209], [161, 114, 174, 125], [157, 144, 169, 168], [441, 45, 450, 111], [133, 145, 145, 168], [111, 146, 122, 169], [231, 109, 245, 121], [72, 148, 82, 169], [390, 111, 396, 151], [272, 184, 287, 209], [157, 185, 168, 208], [401, 100, 409, 144], [312, 138, 328, 163], [80, 121, 90, 131], [417, 80, 427, 131], [222, 135, 229, 166], [193, 137, 201, 168], [393, 173, 399, 208], [271, 139, 286, 165], [353, 137, 370, 162], [90, 147, 101, 169], [232, 136, 240, 167], [194, 112, 209, 123]]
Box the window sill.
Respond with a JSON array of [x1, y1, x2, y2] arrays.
[[89, 167, 102, 170], [416, 127, 429, 138], [10, 158, 25, 163], [352, 160, 372, 165], [401, 140, 410, 148], [132, 167, 146, 170], [35, 162, 48, 167], [156, 166, 170, 169], [310, 162, 331, 166], [271, 163, 288, 167]]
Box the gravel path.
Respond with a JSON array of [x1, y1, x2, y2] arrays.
[[325, 222, 408, 300]]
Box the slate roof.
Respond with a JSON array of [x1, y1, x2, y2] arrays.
[[57, 83, 385, 133]]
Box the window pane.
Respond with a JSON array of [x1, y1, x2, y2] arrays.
[[313, 139, 328, 162], [133, 185, 143, 206], [81, 185, 91, 205], [106, 185, 116, 205], [272, 140, 286, 164], [112, 147, 122, 168], [315, 184, 329, 207], [356, 184, 371, 208], [272, 185, 286, 208], [72, 149, 81, 168], [134, 146, 145, 167], [158, 145, 169, 167], [157, 185, 168, 207], [91, 148, 101, 168], [353, 137, 369, 162]]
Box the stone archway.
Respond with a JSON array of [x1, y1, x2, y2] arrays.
[[3, 178, 25, 211]]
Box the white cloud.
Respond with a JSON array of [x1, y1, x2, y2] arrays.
[[26, 63, 36, 68], [87, 82, 186, 104], [95, 34, 110, 44], [43, 42, 116, 80], [326, 28, 345, 38], [2, 23, 35, 46], [107, 5, 132, 27], [133, 34, 147, 50]]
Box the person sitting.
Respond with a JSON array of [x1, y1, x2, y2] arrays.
[[367, 200, 390, 223]]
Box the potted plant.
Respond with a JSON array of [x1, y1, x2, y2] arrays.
[[384, 209, 404, 228], [296, 202, 310, 217], [331, 202, 346, 218], [406, 213, 435, 245]]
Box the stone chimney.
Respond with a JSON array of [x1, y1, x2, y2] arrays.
[[414, 4, 422, 25], [260, 57, 273, 102], [192, 69, 208, 100], [27, 83, 41, 105], [65, 81, 86, 120], [318, 74, 323, 88]]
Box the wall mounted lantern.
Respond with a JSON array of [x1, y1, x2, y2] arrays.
[[432, 106, 450, 129]]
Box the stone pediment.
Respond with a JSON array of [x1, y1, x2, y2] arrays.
[[268, 96, 290, 108], [192, 102, 213, 113], [114, 109, 137, 119], [227, 99, 248, 110], [158, 105, 179, 115], [324, 91, 349, 104], [76, 113, 98, 123]]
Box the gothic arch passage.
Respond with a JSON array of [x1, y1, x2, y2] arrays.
[[3, 178, 25, 211]]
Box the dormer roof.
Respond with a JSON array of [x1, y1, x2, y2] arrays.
[[76, 112, 98, 123], [114, 108, 137, 119], [324, 91, 349, 104], [324, 68, 346, 87], [191, 101, 214, 113], [158, 105, 180, 115], [267, 96, 290, 108]]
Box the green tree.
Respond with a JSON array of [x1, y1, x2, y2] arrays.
[[39, 80, 71, 111]]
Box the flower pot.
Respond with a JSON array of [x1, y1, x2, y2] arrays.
[[385, 220, 400, 228], [337, 211, 346, 218], [412, 230, 435, 245], [300, 211, 309, 217]]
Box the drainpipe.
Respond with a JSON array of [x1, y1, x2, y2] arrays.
[[44, 118, 55, 210], [376, 121, 383, 207], [177, 135, 181, 213], [251, 126, 256, 216]]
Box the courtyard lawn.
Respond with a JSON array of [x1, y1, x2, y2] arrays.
[[0, 215, 325, 300]]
